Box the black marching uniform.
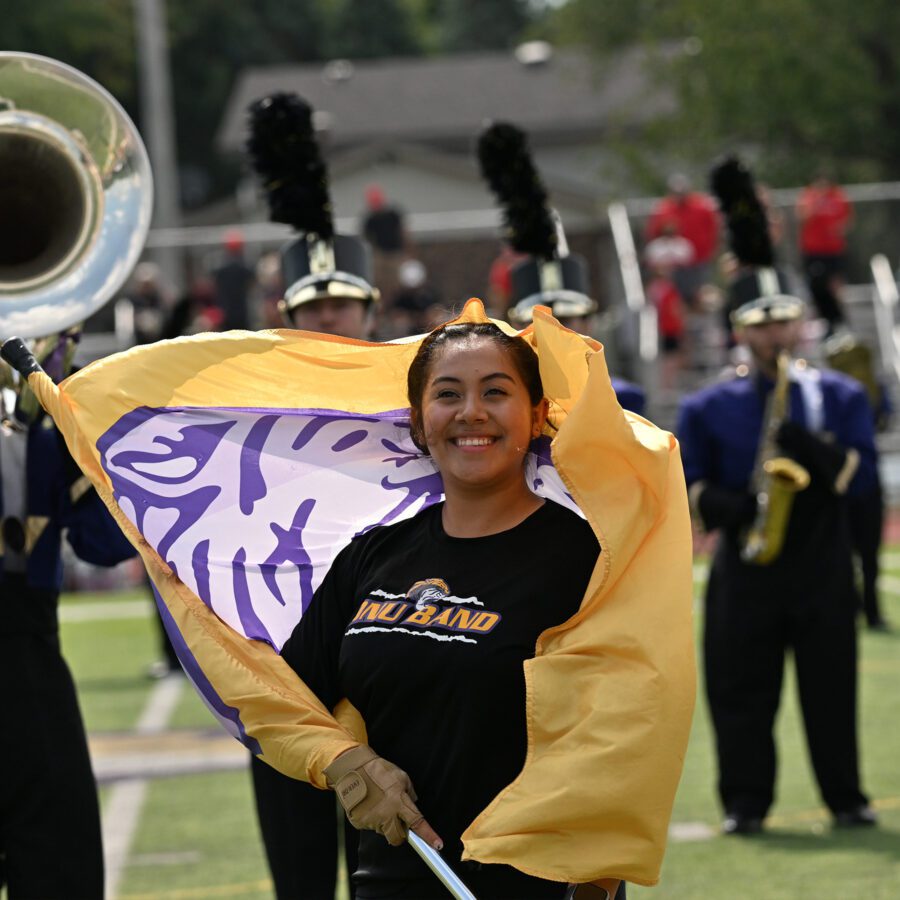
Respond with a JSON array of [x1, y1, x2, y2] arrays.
[[685, 154, 878, 831], [677, 352, 877, 826], [245, 92, 381, 899], [0, 411, 135, 898]]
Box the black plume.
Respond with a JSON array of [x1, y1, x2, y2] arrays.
[[709, 155, 773, 267], [246, 92, 333, 239], [477, 122, 557, 259]]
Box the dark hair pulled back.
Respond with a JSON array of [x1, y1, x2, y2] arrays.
[[406, 322, 544, 452]]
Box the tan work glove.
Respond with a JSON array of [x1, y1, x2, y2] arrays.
[[324, 744, 442, 849]]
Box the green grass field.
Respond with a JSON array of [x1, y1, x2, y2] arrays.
[[50, 555, 900, 898]]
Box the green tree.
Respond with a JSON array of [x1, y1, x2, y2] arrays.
[[4, 0, 333, 206], [547, 0, 669, 54], [4, 0, 137, 115], [438, 0, 534, 52], [550, 0, 900, 185], [166, 0, 330, 205], [328, 0, 420, 58], [663, 0, 900, 183]]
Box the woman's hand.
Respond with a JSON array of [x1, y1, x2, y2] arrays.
[[324, 745, 443, 850]]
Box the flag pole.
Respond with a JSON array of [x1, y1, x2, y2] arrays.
[[407, 832, 477, 900]]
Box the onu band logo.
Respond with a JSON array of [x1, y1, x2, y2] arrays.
[[348, 578, 501, 640]]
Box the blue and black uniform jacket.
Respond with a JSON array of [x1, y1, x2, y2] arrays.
[[611, 377, 646, 416], [1, 415, 135, 633], [677, 368, 877, 499], [677, 368, 877, 573]]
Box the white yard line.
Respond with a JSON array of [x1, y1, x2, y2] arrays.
[[879, 575, 900, 594], [96, 749, 246, 783], [102, 781, 148, 899], [135, 675, 185, 734], [61, 600, 149, 623], [102, 675, 185, 899], [669, 821, 717, 842]]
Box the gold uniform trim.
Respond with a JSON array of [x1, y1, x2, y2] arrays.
[[25, 516, 50, 554], [687, 480, 707, 528], [833, 448, 859, 495], [70, 475, 92, 504], [0, 516, 50, 556]]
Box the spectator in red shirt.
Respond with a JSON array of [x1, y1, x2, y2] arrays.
[[796, 173, 853, 332], [646, 173, 721, 307], [486, 242, 529, 318], [644, 227, 688, 391]]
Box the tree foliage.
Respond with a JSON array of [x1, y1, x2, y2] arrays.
[[549, 0, 900, 185], [330, 0, 420, 59], [4, 0, 137, 116], [166, 0, 331, 204], [438, 0, 534, 52], [6, 0, 543, 207]]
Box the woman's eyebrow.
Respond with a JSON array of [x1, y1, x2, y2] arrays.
[[431, 372, 515, 385], [481, 372, 515, 383]]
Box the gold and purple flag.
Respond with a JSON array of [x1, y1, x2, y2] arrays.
[[25, 299, 695, 886]]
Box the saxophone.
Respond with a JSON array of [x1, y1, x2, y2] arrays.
[[740, 350, 811, 565]]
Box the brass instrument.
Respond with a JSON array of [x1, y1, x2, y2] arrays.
[[824, 332, 881, 415], [0, 52, 153, 338], [740, 350, 811, 565]]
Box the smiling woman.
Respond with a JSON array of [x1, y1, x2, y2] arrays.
[[279, 320, 614, 899]]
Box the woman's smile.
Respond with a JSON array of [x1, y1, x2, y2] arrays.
[[451, 434, 499, 450]]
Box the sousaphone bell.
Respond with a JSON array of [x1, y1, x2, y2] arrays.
[[0, 52, 153, 339]]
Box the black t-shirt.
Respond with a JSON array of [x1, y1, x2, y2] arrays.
[[282, 499, 601, 896]]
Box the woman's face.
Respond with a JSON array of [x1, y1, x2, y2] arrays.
[[416, 336, 547, 493]]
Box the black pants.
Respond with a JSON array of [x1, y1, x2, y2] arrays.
[[0, 631, 103, 899], [704, 551, 867, 819], [802, 254, 846, 329], [848, 482, 885, 626], [251, 753, 358, 899]]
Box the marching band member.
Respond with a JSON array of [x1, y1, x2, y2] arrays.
[[0, 334, 135, 899], [676, 156, 878, 835], [245, 91, 380, 900]]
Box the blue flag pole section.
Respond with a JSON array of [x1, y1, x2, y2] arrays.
[[408, 832, 477, 900]]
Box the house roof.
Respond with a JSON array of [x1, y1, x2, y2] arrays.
[[217, 45, 676, 155]]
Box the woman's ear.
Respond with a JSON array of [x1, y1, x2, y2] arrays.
[[532, 397, 550, 437]]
